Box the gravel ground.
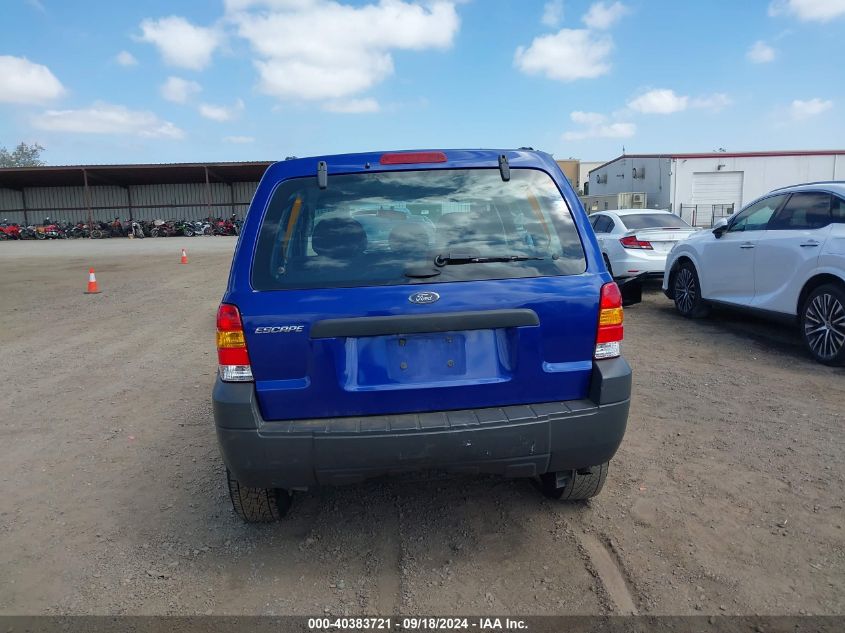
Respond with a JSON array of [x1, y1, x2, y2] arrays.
[[0, 237, 842, 616]]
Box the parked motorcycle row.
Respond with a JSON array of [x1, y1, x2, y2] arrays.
[[0, 216, 241, 240]]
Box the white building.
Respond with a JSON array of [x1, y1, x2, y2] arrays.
[[585, 150, 845, 224]]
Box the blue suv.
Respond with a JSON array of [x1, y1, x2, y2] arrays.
[[213, 149, 632, 522]]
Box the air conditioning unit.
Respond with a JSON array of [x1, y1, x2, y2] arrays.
[[632, 193, 644, 203]]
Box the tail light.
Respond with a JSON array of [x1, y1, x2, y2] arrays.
[[619, 235, 653, 250], [380, 152, 447, 165], [216, 304, 253, 382], [595, 282, 623, 359]]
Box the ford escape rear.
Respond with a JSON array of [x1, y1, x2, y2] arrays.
[[212, 149, 632, 522]]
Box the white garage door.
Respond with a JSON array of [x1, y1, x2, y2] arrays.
[[691, 171, 744, 210]]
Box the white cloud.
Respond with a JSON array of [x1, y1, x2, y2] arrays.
[[747, 40, 776, 63], [224, 0, 316, 10], [514, 29, 613, 81], [160, 77, 202, 104], [541, 0, 564, 27], [115, 51, 139, 67], [199, 98, 245, 122], [570, 111, 606, 126], [322, 97, 380, 113], [768, 0, 845, 22], [628, 88, 688, 114], [627, 88, 732, 114], [563, 110, 635, 140], [0, 55, 65, 104], [32, 102, 185, 138], [230, 0, 459, 101], [223, 135, 255, 144], [582, 1, 629, 29], [790, 98, 833, 119], [690, 93, 733, 111], [137, 16, 221, 70]]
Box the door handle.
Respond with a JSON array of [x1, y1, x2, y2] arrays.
[[800, 241, 820, 247], [739, 242, 755, 249]]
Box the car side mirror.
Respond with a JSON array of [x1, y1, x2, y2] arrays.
[[712, 218, 728, 238]]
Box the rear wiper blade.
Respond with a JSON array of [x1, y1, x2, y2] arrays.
[[434, 253, 544, 266]]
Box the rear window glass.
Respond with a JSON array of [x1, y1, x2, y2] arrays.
[[252, 168, 586, 290], [620, 213, 692, 230]]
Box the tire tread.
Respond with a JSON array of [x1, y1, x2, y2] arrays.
[[559, 462, 608, 501], [226, 469, 289, 522]]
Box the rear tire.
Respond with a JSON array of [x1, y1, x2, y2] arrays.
[[801, 283, 845, 366], [226, 469, 290, 523], [672, 262, 710, 318], [537, 462, 609, 501]]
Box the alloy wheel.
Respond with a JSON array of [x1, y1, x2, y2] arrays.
[[804, 292, 845, 360], [675, 268, 696, 314]]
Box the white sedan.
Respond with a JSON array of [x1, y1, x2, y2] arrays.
[[663, 182, 845, 366], [589, 209, 697, 279]]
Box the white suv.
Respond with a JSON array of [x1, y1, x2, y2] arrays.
[[663, 182, 845, 366]]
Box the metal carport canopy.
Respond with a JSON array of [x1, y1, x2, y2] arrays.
[[0, 161, 273, 189]]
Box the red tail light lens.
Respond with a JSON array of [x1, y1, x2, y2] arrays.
[[216, 304, 253, 382], [379, 152, 447, 165], [595, 282, 623, 359], [619, 235, 653, 250]]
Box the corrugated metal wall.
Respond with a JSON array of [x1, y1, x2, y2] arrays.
[[0, 189, 23, 217], [0, 182, 260, 224]]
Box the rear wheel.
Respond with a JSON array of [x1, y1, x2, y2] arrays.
[[537, 462, 609, 501], [226, 469, 291, 522], [801, 284, 845, 366], [672, 262, 710, 318]]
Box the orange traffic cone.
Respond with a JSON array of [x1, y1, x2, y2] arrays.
[[85, 268, 101, 294], [180, 248, 188, 265]]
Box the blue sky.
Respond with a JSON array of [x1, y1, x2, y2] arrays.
[[1, 0, 844, 165]]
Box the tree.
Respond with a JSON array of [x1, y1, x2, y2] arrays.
[[0, 142, 46, 167]]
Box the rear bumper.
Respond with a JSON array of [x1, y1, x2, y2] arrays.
[[213, 358, 632, 490], [610, 252, 668, 278]]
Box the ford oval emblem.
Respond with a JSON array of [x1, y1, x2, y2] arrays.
[[409, 291, 440, 305]]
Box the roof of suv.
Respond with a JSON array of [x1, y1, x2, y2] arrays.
[[770, 181, 845, 196]]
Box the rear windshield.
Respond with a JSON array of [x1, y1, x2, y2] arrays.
[[252, 168, 586, 290], [621, 213, 692, 230]]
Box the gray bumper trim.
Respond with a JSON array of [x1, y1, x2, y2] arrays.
[[212, 358, 632, 489]]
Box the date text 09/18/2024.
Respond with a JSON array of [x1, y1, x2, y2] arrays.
[[307, 617, 529, 631]]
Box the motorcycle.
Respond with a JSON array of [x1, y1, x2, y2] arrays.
[[149, 220, 177, 238], [35, 221, 64, 239], [191, 220, 213, 236], [0, 221, 21, 240], [212, 216, 239, 236], [89, 221, 109, 239], [65, 222, 90, 239], [127, 220, 145, 238], [108, 218, 125, 238]]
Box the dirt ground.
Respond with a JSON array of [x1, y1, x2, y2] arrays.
[[0, 238, 842, 616]]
